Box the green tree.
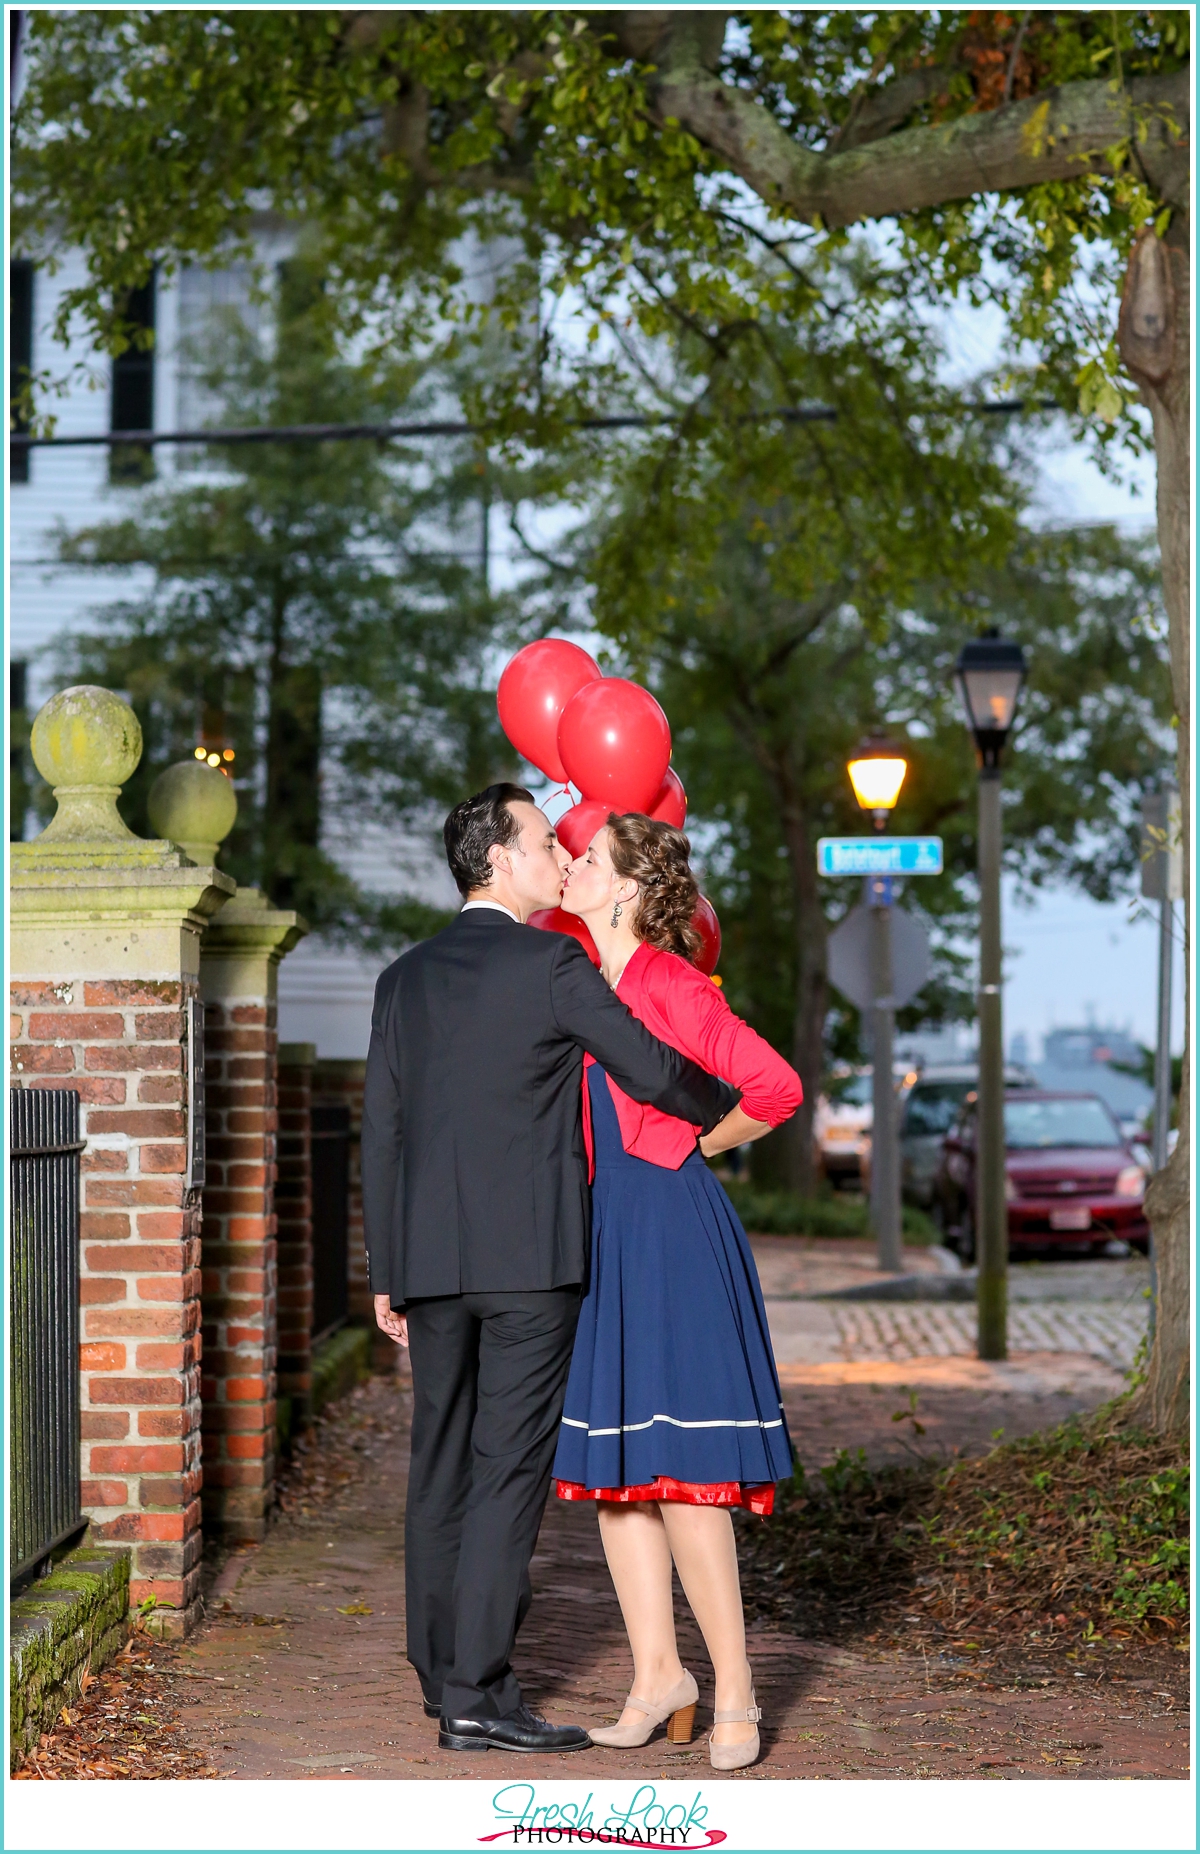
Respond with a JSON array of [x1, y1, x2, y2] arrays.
[[13, 9, 1188, 1422], [561, 342, 1171, 1193], [52, 272, 517, 942]]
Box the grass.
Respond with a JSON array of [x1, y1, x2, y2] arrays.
[[724, 1181, 940, 1244], [737, 1403, 1189, 1651]]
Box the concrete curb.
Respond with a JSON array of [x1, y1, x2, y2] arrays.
[[311, 1325, 372, 1419], [812, 1269, 979, 1302], [9, 1544, 131, 1767]]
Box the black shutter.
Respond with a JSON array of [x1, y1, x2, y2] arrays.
[[10, 659, 29, 841], [10, 259, 33, 484], [109, 272, 156, 484]]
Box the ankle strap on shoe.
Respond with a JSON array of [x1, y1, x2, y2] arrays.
[[712, 1704, 762, 1724]]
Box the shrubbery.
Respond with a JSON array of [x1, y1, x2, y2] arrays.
[[724, 1181, 939, 1245], [738, 1404, 1190, 1649]]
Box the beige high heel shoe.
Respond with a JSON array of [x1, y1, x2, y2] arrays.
[[708, 1687, 761, 1770], [589, 1671, 699, 1748]]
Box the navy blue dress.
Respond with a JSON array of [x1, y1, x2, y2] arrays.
[[553, 1066, 793, 1504]]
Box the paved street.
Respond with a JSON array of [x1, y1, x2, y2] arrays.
[[139, 1236, 1186, 1785]]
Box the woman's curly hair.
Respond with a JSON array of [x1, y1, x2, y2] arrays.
[[606, 812, 701, 961]]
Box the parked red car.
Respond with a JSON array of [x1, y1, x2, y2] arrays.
[[935, 1090, 1149, 1258]]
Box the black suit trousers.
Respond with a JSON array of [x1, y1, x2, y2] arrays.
[[404, 1287, 581, 1720]]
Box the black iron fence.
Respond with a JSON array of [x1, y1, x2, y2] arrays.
[[310, 1102, 350, 1343], [10, 1088, 84, 1589]]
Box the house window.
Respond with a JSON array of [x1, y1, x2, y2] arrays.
[[109, 272, 156, 484], [10, 260, 33, 484]]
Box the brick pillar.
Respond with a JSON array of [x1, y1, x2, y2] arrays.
[[276, 1045, 315, 1427], [199, 891, 306, 1543], [10, 686, 235, 1638], [312, 1060, 368, 1324]]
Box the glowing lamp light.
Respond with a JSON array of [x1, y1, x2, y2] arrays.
[[193, 746, 207, 760], [954, 627, 1028, 769], [847, 736, 908, 830]]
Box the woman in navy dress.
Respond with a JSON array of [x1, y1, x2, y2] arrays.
[[552, 813, 801, 1769]]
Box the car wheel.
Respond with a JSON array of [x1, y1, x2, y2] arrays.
[[1130, 1236, 1150, 1256]]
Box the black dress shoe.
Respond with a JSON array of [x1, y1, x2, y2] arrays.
[[422, 1700, 440, 1719], [439, 1705, 591, 1754]]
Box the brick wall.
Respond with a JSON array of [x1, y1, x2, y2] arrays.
[[199, 998, 278, 1543], [275, 1046, 314, 1426], [10, 978, 203, 1634], [312, 1059, 369, 1327]]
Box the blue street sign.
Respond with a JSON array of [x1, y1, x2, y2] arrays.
[[817, 836, 944, 877]]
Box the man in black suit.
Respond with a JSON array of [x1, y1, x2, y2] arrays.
[[361, 783, 738, 1754]]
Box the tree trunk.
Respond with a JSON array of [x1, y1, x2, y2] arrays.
[[1118, 223, 1190, 1434], [263, 598, 323, 913]]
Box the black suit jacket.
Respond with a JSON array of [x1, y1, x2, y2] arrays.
[[360, 909, 741, 1303]]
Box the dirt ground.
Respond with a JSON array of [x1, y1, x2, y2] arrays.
[[18, 1351, 1188, 1785]]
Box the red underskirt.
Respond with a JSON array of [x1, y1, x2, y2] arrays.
[[554, 1476, 775, 1516]]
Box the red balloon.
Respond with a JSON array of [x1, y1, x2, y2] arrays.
[[691, 896, 721, 976], [498, 640, 601, 784], [528, 906, 601, 967], [557, 679, 671, 813], [648, 767, 687, 829], [554, 798, 612, 859]]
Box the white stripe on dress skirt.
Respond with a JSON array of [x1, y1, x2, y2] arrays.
[[560, 1413, 785, 1437]]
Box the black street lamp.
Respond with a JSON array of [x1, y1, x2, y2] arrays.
[[847, 734, 910, 1272], [955, 630, 1027, 767], [954, 627, 1028, 1360]]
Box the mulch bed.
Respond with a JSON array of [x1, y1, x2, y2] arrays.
[[737, 1402, 1190, 1668], [12, 1636, 219, 1780]]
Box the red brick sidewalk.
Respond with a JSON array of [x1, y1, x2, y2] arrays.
[[158, 1359, 1188, 1783]]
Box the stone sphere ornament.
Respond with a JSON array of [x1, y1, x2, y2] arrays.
[[29, 684, 143, 842], [147, 760, 239, 865]]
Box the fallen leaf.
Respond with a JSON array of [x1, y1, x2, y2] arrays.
[[336, 1603, 373, 1616], [60, 1708, 72, 1726]]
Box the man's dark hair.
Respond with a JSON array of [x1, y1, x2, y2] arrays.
[[443, 783, 536, 898]]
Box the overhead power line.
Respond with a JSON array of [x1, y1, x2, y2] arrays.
[[9, 399, 1060, 450]]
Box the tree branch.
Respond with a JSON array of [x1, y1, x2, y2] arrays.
[[829, 65, 959, 155], [651, 64, 1191, 224]]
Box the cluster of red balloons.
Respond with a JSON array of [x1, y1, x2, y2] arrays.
[[497, 640, 720, 976]]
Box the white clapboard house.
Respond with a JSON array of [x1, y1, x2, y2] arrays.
[[9, 245, 466, 1059]]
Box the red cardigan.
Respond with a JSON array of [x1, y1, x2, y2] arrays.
[[581, 941, 803, 1174]]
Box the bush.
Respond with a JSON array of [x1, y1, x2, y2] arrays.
[[724, 1181, 939, 1244]]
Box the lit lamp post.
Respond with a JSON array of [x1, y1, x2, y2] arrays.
[[847, 737, 909, 1273], [954, 628, 1028, 1361]]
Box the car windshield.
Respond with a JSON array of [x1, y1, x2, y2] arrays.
[[830, 1075, 873, 1107], [903, 1082, 971, 1137], [1004, 1098, 1122, 1151]]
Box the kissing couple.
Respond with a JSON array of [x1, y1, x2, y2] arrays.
[[361, 784, 801, 1769]]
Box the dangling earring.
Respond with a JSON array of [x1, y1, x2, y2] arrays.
[[610, 901, 623, 929]]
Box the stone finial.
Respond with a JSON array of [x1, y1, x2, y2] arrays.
[[147, 761, 239, 866], [30, 684, 143, 843]]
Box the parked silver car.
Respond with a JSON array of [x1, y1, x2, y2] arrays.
[[899, 1063, 1036, 1207]]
